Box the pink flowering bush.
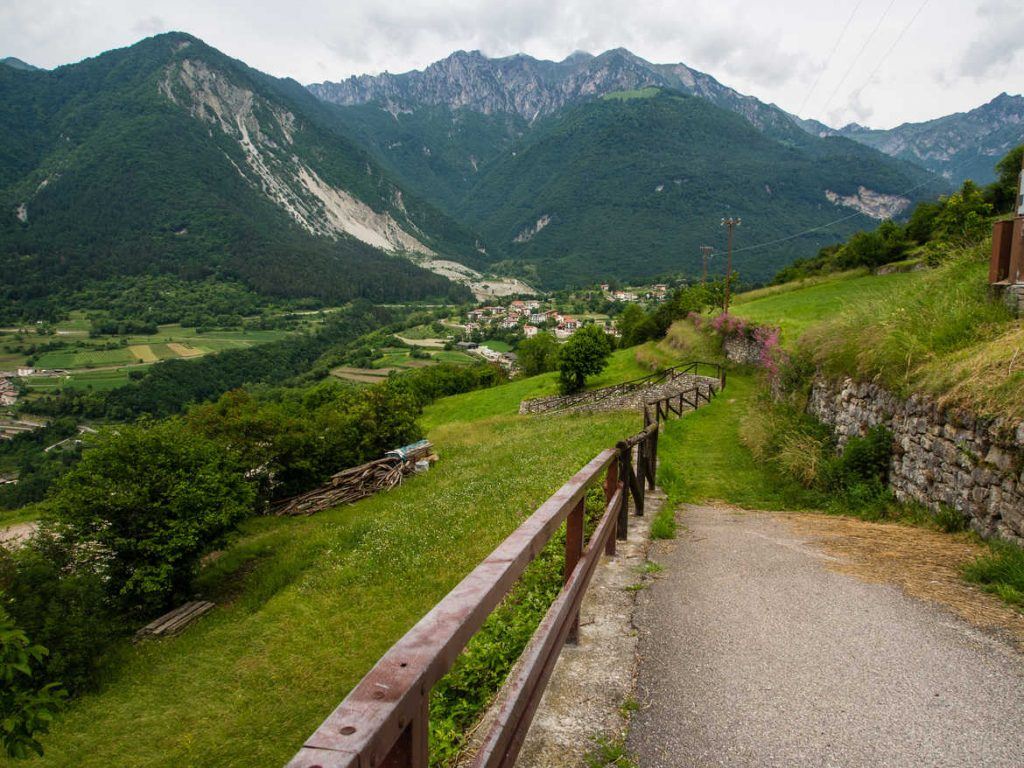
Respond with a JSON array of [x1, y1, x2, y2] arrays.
[[697, 312, 787, 378]]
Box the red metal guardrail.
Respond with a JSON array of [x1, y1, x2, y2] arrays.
[[285, 422, 660, 768]]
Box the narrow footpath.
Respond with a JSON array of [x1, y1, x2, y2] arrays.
[[628, 505, 1024, 767]]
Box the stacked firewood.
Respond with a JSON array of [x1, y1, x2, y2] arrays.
[[271, 441, 436, 517]]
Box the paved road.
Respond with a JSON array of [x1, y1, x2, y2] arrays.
[[629, 505, 1024, 767]]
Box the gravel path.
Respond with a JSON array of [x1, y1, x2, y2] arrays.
[[628, 505, 1024, 767]]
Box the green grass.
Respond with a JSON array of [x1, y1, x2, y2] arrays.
[[480, 339, 511, 353], [6, 378, 638, 768], [601, 87, 661, 101], [963, 542, 1024, 607], [655, 373, 819, 512], [730, 270, 922, 346]]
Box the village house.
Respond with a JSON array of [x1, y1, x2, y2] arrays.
[[523, 324, 539, 338]]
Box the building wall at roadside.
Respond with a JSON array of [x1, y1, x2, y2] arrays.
[[808, 376, 1024, 545]]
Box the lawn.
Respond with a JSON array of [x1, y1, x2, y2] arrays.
[[730, 270, 922, 345], [7, 376, 640, 768], [480, 339, 511, 353], [655, 372, 819, 513]]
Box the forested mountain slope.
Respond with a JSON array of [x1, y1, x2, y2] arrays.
[[0, 33, 480, 320], [421, 90, 940, 286]]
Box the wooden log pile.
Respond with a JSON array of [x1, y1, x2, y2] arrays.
[[271, 441, 436, 517], [135, 600, 215, 640]]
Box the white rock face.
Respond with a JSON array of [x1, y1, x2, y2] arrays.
[[14, 203, 27, 223], [824, 186, 910, 220], [160, 59, 432, 255], [513, 213, 551, 243]]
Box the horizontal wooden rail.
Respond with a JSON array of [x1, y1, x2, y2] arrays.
[[286, 423, 660, 768]]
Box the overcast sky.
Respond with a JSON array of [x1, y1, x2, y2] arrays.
[[2, 0, 1022, 128]]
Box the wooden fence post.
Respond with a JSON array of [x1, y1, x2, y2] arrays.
[[616, 441, 630, 540], [380, 694, 429, 768], [565, 497, 585, 644], [604, 457, 619, 556]]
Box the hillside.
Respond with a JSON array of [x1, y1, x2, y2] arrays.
[[831, 93, 1024, 186], [451, 90, 940, 287], [0, 33, 481, 321]]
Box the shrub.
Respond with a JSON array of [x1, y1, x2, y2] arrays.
[[516, 332, 560, 376], [48, 420, 256, 617], [0, 598, 66, 759], [0, 531, 121, 696]]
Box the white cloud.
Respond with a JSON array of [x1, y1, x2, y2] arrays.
[[0, 0, 1020, 128]]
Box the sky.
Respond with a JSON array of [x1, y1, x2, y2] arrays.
[[2, 0, 1022, 129]]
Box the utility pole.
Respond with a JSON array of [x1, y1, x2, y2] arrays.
[[721, 217, 741, 313], [699, 245, 713, 286]]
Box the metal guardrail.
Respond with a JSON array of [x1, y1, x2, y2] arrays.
[[286, 423, 660, 768]]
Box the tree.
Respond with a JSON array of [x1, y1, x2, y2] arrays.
[[934, 180, 992, 243], [990, 144, 1024, 212], [516, 333, 560, 376], [48, 420, 256, 616], [0, 600, 65, 759], [558, 326, 613, 394]]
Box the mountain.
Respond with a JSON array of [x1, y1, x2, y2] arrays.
[[312, 48, 945, 288], [311, 48, 808, 141], [0, 33, 479, 320], [1, 56, 39, 71], [832, 93, 1024, 186], [447, 90, 940, 287]]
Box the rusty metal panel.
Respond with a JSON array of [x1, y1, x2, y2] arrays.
[[286, 449, 616, 767], [1010, 217, 1024, 285], [991, 219, 1014, 283]]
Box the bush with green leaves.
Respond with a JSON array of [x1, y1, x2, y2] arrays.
[[48, 420, 256, 617], [0, 531, 121, 696], [559, 325, 613, 394], [0, 599, 65, 759], [516, 332, 560, 376]]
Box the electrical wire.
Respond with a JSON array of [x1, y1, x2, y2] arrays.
[[796, 0, 866, 117], [846, 0, 932, 107], [817, 0, 898, 120]]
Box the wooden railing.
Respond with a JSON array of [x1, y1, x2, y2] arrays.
[[285, 423, 660, 768], [643, 372, 723, 429]]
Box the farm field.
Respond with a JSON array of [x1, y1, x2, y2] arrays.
[[332, 347, 477, 384], [3, 321, 300, 394], [2, 354, 646, 768]]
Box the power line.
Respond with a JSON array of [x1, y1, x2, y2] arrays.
[[796, 0, 866, 117], [845, 0, 932, 107], [726, 151, 976, 258], [817, 0, 898, 120]]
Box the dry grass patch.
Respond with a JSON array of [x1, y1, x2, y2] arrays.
[[128, 344, 158, 363], [167, 342, 204, 358], [783, 513, 1024, 648]]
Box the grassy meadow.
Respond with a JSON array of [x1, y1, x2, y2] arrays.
[[2, 348, 667, 768]]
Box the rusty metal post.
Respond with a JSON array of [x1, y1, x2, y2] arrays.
[[565, 497, 585, 644]]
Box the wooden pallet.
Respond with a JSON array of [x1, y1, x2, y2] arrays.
[[135, 600, 215, 639]]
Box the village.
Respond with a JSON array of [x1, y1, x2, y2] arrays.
[[449, 282, 672, 368]]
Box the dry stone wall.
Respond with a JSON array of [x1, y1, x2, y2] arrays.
[[808, 377, 1024, 545], [520, 375, 719, 416], [722, 336, 763, 366]]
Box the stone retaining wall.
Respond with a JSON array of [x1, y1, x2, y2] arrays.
[[722, 336, 763, 365], [808, 376, 1024, 544], [520, 374, 719, 416]]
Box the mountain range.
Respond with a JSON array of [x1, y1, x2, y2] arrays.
[[1, 35, 1020, 316]]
